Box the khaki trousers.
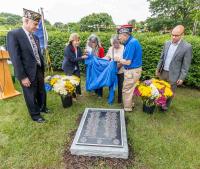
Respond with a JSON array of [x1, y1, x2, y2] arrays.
[[122, 67, 142, 111]]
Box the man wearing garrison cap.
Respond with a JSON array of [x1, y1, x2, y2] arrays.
[[7, 8, 49, 123], [116, 24, 142, 112]]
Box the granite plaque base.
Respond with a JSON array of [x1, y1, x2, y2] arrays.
[[70, 108, 128, 159]]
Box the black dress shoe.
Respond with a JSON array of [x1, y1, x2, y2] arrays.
[[40, 108, 50, 114], [31, 115, 46, 123], [33, 117, 46, 123], [160, 106, 168, 112]]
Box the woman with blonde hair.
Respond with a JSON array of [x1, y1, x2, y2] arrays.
[[62, 33, 87, 96]]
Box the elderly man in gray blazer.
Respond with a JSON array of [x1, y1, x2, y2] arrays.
[[156, 25, 192, 111]]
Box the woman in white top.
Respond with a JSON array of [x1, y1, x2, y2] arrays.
[[105, 35, 124, 103]]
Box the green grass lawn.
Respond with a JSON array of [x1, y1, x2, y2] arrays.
[[0, 76, 200, 169]]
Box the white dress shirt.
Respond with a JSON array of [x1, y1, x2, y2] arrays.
[[106, 45, 124, 74], [22, 27, 35, 51], [164, 40, 181, 71]]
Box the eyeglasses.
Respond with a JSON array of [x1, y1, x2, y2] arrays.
[[171, 33, 183, 37]]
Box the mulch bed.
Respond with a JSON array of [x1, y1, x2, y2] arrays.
[[63, 113, 135, 169]]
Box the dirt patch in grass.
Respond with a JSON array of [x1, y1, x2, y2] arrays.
[[63, 113, 135, 169]]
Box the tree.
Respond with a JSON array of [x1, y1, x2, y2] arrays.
[[53, 22, 64, 28], [190, 6, 200, 35], [44, 19, 51, 26], [146, 17, 178, 32], [0, 12, 51, 27], [0, 12, 21, 25], [64, 22, 80, 32], [128, 19, 136, 26], [147, 0, 200, 34], [79, 13, 115, 32], [0, 17, 6, 25]]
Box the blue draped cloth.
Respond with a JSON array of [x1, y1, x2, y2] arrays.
[[85, 55, 118, 104]]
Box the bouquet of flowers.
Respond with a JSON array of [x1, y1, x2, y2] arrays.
[[45, 75, 80, 96], [134, 79, 173, 109]]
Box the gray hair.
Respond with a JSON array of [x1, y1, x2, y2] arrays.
[[87, 34, 101, 47], [110, 34, 119, 45], [22, 17, 29, 23]]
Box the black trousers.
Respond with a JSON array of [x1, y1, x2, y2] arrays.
[[117, 73, 124, 103], [73, 70, 82, 95], [95, 88, 103, 97], [21, 66, 46, 117]]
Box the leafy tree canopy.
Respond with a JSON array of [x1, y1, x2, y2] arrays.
[[147, 0, 200, 34], [79, 13, 115, 32]]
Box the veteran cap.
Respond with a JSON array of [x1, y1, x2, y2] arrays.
[[117, 24, 133, 34], [23, 8, 41, 22]]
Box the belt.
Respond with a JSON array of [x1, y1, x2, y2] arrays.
[[163, 69, 169, 72], [124, 66, 141, 70]]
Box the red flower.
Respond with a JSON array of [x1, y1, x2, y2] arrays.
[[134, 87, 141, 96], [155, 96, 167, 108]]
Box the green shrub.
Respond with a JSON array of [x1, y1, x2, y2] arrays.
[[0, 35, 6, 47], [1, 30, 200, 87], [184, 36, 200, 87], [135, 34, 169, 80]]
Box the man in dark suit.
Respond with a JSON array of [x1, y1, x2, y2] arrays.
[[156, 25, 192, 111], [7, 8, 49, 122]]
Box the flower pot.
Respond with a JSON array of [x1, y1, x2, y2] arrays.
[[61, 95, 72, 108], [143, 104, 155, 114]]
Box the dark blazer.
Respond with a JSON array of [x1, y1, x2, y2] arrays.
[[62, 44, 83, 75], [7, 28, 45, 82], [157, 40, 192, 83]]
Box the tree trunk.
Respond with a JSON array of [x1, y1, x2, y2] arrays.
[[192, 20, 198, 35]]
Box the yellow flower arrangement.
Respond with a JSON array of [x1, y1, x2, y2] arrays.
[[45, 75, 80, 96], [138, 85, 152, 97], [134, 79, 173, 108], [152, 79, 171, 89], [50, 78, 59, 86], [65, 81, 75, 95], [164, 87, 173, 97]]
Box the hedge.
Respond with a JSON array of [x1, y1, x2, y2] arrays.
[[47, 31, 200, 87], [0, 31, 200, 87]]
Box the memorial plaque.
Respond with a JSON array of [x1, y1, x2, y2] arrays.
[[70, 108, 129, 159], [77, 109, 122, 147]]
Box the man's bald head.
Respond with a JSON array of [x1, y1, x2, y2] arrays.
[[172, 25, 185, 35], [171, 25, 185, 43]]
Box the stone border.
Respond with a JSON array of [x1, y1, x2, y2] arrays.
[[70, 108, 129, 159]]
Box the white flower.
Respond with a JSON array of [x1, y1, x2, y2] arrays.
[[53, 79, 68, 95], [45, 76, 51, 82], [60, 75, 80, 86], [70, 79, 79, 86], [150, 84, 159, 99], [53, 75, 61, 79]]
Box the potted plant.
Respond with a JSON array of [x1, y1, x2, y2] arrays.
[[45, 75, 80, 108], [134, 79, 173, 114]]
